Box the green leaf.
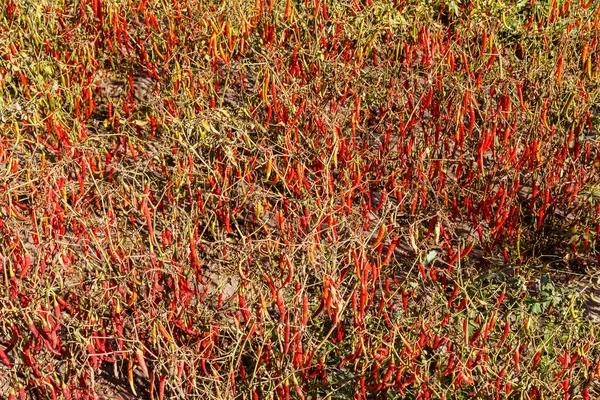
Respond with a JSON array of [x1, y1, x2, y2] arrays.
[[424, 250, 438, 266], [530, 303, 542, 314]]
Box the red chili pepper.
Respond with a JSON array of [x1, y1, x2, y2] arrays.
[[277, 290, 286, 321], [462, 243, 474, 258], [441, 313, 450, 328], [62, 383, 72, 400], [429, 266, 437, 282], [418, 263, 427, 279], [322, 0, 330, 21], [444, 353, 455, 376], [262, 273, 277, 300], [383, 235, 399, 266], [469, 329, 482, 346], [497, 291, 505, 306], [410, 192, 418, 214], [282, 255, 294, 287], [23, 344, 41, 377], [556, 54, 564, 84], [0, 346, 11, 368], [159, 374, 166, 400], [283, 379, 290, 400], [294, 341, 304, 369], [302, 296, 309, 327], [532, 349, 541, 372], [497, 321, 510, 347]]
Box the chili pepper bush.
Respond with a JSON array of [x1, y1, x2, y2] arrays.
[[1, 0, 600, 399]]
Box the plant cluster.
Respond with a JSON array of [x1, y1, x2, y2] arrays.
[[1, 0, 600, 399]]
